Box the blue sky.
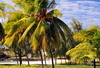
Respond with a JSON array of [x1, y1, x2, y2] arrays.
[[0, 0, 100, 29], [56, 0, 100, 29]]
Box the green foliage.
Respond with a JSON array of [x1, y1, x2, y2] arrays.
[[67, 42, 96, 63], [0, 3, 14, 17], [47, 9, 62, 17], [70, 18, 82, 32], [3, 1, 74, 68], [68, 26, 100, 63]]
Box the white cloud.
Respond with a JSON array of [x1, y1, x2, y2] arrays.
[[56, 0, 100, 29], [1, 0, 100, 29]]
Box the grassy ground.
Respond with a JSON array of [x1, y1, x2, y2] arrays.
[[0, 64, 100, 68]]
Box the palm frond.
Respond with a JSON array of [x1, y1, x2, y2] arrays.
[[50, 22, 60, 50], [47, 9, 62, 17], [6, 11, 25, 22], [47, 0, 56, 10], [30, 18, 49, 52], [0, 3, 14, 17], [0, 3, 14, 10], [53, 17, 75, 48], [42, 35, 49, 50], [66, 42, 97, 63], [18, 21, 36, 43], [0, 10, 4, 17]]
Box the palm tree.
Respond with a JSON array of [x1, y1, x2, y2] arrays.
[[4, 0, 73, 68], [66, 42, 96, 64], [69, 26, 100, 68]]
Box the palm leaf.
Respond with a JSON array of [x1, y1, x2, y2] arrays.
[[18, 21, 36, 43], [0, 3, 14, 10], [47, 9, 62, 17], [42, 35, 49, 50], [53, 17, 75, 48], [47, 0, 56, 10], [0, 3, 14, 17], [30, 18, 49, 52]]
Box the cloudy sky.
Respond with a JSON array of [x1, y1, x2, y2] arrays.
[[1, 0, 100, 29], [56, 0, 100, 29]]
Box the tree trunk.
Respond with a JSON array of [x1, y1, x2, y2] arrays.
[[49, 23, 55, 68], [18, 49, 22, 66], [94, 59, 96, 68], [39, 49, 44, 68], [49, 49, 55, 68]]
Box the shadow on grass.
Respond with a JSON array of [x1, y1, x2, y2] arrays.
[[0, 64, 15, 66], [0, 64, 42, 68]]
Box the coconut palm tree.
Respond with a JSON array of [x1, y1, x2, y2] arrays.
[[4, 0, 73, 68]]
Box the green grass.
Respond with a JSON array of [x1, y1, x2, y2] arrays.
[[0, 64, 100, 68]]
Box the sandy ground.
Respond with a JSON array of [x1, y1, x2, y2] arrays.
[[0, 59, 68, 64]]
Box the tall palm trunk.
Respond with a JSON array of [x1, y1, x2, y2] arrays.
[[49, 23, 55, 68], [93, 59, 96, 68], [49, 48, 54, 68], [39, 48, 44, 68], [18, 49, 22, 66], [48, 41, 55, 67]]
